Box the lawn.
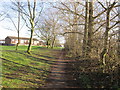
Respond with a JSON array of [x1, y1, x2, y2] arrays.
[[0, 45, 61, 88]]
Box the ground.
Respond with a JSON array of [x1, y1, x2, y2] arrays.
[[0, 46, 119, 88], [0, 46, 62, 88], [42, 51, 80, 88]]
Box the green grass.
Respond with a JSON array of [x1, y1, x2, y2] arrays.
[[0, 45, 60, 88]]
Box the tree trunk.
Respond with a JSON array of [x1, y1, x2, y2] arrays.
[[82, 1, 89, 57], [72, 3, 79, 56], [46, 39, 50, 48], [26, 0, 36, 54], [87, 1, 94, 58], [100, 9, 110, 65], [51, 36, 56, 48], [16, 30, 20, 50], [118, 2, 120, 59], [16, 1, 20, 51], [27, 28, 34, 54]]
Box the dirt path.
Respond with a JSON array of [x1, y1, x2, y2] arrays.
[[42, 51, 80, 88]]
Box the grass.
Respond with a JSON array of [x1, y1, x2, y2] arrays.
[[0, 45, 61, 88]]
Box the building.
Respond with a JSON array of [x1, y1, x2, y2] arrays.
[[5, 36, 43, 46], [0, 40, 5, 43]]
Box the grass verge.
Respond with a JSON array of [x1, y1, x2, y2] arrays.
[[0, 45, 60, 88]]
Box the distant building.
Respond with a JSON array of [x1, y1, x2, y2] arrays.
[[5, 36, 44, 46], [0, 40, 5, 43]]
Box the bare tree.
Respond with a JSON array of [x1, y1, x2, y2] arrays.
[[35, 11, 60, 48], [35, 22, 52, 48], [82, 1, 89, 57], [99, 1, 117, 65], [86, 1, 94, 58], [26, 0, 36, 54], [5, 1, 23, 50], [15, 0, 44, 54], [16, 1, 21, 50], [0, 12, 6, 21], [53, 2, 85, 56], [118, 2, 120, 59]]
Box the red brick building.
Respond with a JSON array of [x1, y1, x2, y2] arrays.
[[5, 36, 44, 46]]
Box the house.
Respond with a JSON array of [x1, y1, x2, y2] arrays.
[[0, 39, 5, 45], [5, 36, 43, 46], [0, 40, 5, 43]]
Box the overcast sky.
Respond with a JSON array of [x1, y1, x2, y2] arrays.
[[0, 0, 66, 44], [0, 0, 51, 40], [0, 0, 118, 44], [0, 1, 29, 39]]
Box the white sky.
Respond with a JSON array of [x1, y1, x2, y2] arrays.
[[0, 1, 29, 39], [0, 19, 29, 39], [0, 0, 66, 44], [0, 0, 118, 44], [0, 0, 42, 40]]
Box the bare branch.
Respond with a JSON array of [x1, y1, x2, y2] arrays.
[[98, 1, 107, 10], [76, 2, 85, 7], [53, 3, 85, 19], [94, 9, 107, 19], [63, 31, 83, 35], [94, 13, 119, 34], [109, 21, 120, 30], [20, 14, 31, 29], [7, 14, 18, 30], [33, 0, 36, 20], [27, 0, 32, 18], [94, 2, 116, 19]]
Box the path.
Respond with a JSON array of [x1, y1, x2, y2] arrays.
[[42, 51, 80, 88]]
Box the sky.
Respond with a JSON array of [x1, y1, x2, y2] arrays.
[[0, 1, 29, 40], [0, 19, 29, 39], [0, 0, 118, 44], [0, 1, 49, 39], [0, 0, 66, 44], [0, 0, 46, 39]]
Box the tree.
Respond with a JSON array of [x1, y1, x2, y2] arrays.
[[53, 2, 85, 56], [16, 1, 21, 50], [82, 1, 89, 57], [118, 2, 120, 59], [35, 11, 60, 48], [5, 1, 23, 50], [35, 22, 52, 48], [86, 1, 94, 58], [16, 0, 43, 54], [99, 1, 117, 65], [0, 12, 6, 21], [26, 0, 36, 54]]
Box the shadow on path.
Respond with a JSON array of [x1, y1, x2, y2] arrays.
[[42, 51, 80, 88]]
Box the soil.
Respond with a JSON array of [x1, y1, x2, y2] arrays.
[[42, 51, 80, 88], [41, 51, 119, 88]]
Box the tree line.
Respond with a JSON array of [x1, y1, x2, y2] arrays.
[[53, 1, 119, 66], [1, 0, 119, 64]]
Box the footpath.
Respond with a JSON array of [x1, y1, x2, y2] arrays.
[[42, 51, 80, 88]]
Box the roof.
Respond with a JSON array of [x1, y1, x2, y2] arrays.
[[0, 40, 5, 41], [6, 36, 39, 41]]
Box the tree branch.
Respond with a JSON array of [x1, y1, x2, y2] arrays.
[[53, 3, 85, 19], [109, 21, 120, 30], [27, 0, 32, 19], [98, 1, 107, 10], [7, 14, 18, 30], [94, 1, 116, 19], [94, 13, 119, 34], [63, 31, 83, 35], [94, 9, 107, 19], [33, 0, 36, 20]]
